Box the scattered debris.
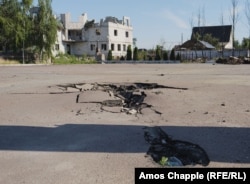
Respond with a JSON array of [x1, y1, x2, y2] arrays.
[[49, 83, 211, 167], [143, 126, 210, 166], [54, 82, 188, 116], [244, 57, 250, 64], [216, 57, 244, 65]]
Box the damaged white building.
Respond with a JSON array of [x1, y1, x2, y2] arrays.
[[54, 13, 133, 60]]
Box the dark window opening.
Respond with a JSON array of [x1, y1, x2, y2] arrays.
[[96, 29, 101, 35], [101, 44, 107, 51], [91, 44, 96, 51], [111, 44, 115, 51], [126, 31, 129, 37]]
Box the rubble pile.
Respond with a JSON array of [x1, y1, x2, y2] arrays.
[[216, 57, 244, 65]]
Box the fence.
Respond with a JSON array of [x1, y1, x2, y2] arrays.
[[103, 60, 181, 64], [176, 49, 249, 61]]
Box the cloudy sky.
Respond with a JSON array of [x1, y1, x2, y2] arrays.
[[34, 0, 249, 49]]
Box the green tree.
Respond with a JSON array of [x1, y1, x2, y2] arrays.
[[21, 0, 33, 11], [203, 33, 219, 48], [107, 50, 112, 60], [192, 32, 219, 48], [170, 49, 175, 60], [163, 51, 168, 60], [126, 45, 132, 60], [233, 40, 241, 49], [138, 49, 147, 60], [242, 38, 250, 49], [133, 46, 138, 61], [192, 32, 202, 41], [155, 45, 161, 60], [35, 0, 57, 61], [0, 0, 23, 52]]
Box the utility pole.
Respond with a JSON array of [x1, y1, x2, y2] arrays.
[[22, 6, 25, 64], [23, 26, 25, 64], [181, 33, 183, 45], [246, 0, 250, 57], [230, 0, 239, 57]]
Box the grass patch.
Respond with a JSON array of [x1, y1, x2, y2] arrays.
[[52, 54, 98, 64], [0, 58, 21, 65]]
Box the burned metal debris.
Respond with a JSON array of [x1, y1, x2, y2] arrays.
[[56, 82, 188, 115], [144, 126, 210, 166]]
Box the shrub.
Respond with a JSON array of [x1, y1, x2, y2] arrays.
[[133, 47, 138, 61], [126, 45, 132, 60], [107, 50, 113, 61], [52, 54, 97, 64]]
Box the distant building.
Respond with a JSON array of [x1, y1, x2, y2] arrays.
[[177, 40, 215, 50], [53, 13, 133, 60], [191, 25, 233, 49]]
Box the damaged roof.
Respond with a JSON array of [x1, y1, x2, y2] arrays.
[[191, 25, 232, 43]]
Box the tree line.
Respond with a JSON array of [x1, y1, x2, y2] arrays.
[[0, 0, 58, 62], [107, 45, 180, 61]]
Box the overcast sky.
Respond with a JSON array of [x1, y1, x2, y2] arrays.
[[34, 0, 249, 49]]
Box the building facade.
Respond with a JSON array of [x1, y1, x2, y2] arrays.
[[54, 13, 133, 60]]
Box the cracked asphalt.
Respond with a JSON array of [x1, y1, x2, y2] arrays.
[[0, 64, 250, 184]]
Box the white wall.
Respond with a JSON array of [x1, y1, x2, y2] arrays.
[[224, 32, 233, 49], [55, 14, 133, 59], [52, 30, 66, 56]]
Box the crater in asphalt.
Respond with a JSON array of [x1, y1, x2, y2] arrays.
[[50, 82, 210, 167], [53, 82, 188, 116]]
